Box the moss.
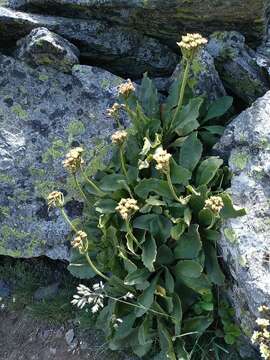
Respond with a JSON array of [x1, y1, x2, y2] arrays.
[[0, 174, 15, 184], [230, 152, 248, 171], [11, 104, 28, 119], [38, 74, 49, 81], [0, 206, 10, 217], [42, 138, 66, 163]]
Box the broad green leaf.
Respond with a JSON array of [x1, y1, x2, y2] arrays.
[[133, 214, 172, 242], [172, 294, 182, 336], [114, 313, 136, 340], [170, 158, 192, 185], [138, 315, 153, 346], [202, 125, 225, 135], [220, 193, 246, 219], [68, 249, 96, 279], [189, 185, 209, 215], [174, 260, 203, 278], [163, 77, 180, 127], [179, 132, 203, 171], [99, 174, 126, 191], [142, 235, 157, 272], [202, 229, 221, 242], [174, 225, 202, 259], [171, 222, 186, 241], [94, 198, 118, 214], [196, 157, 223, 186], [164, 267, 175, 293], [135, 178, 174, 199], [156, 245, 175, 265], [138, 73, 159, 118], [183, 316, 213, 333], [179, 274, 212, 295], [136, 274, 160, 317], [204, 242, 225, 285], [132, 342, 152, 357], [202, 96, 233, 124], [198, 208, 216, 228], [124, 268, 150, 286], [158, 320, 177, 360]]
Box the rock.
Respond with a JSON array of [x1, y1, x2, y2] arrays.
[[0, 54, 129, 260], [0, 280, 11, 298], [215, 91, 270, 342], [65, 328, 74, 346], [170, 48, 226, 103], [0, 7, 178, 78], [33, 282, 60, 301], [207, 31, 269, 104], [15, 27, 80, 73], [6, 0, 268, 48]]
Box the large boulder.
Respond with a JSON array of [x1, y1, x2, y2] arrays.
[[215, 91, 270, 342], [0, 7, 178, 78], [0, 54, 128, 260], [207, 31, 269, 104], [15, 27, 80, 73], [6, 0, 268, 48]]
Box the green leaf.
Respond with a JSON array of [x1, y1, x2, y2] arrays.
[[170, 222, 186, 241], [196, 157, 223, 186], [114, 313, 136, 340], [198, 208, 216, 228], [202, 96, 233, 124], [136, 274, 160, 317], [172, 294, 182, 336], [163, 77, 180, 127], [179, 274, 212, 295], [138, 315, 153, 346], [174, 260, 203, 278], [204, 242, 225, 285], [171, 97, 203, 136], [156, 245, 175, 265], [133, 214, 172, 242], [124, 268, 150, 286], [135, 178, 174, 199], [202, 125, 225, 135], [183, 316, 213, 333], [174, 225, 202, 259], [67, 250, 96, 279], [202, 229, 221, 242], [99, 174, 126, 191], [94, 198, 118, 214], [132, 342, 153, 357], [179, 132, 203, 171], [170, 158, 192, 185], [138, 73, 159, 118], [164, 267, 175, 293], [158, 321, 177, 360], [220, 193, 246, 219], [142, 235, 157, 272]]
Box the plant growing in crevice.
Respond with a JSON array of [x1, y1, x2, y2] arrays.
[[47, 33, 245, 359]]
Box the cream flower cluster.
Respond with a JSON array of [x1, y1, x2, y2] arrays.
[[177, 33, 208, 52], [116, 198, 139, 220], [111, 130, 128, 145], [118, 79, 135, 98], [153, 147, 172, 173], [63, 147, 84, 173], [47, 191, 64, 208], [71, 230, 88, 253], [251, 306, 270, 360], [204, 196, 224, 214], [107, 103, 121, 117]]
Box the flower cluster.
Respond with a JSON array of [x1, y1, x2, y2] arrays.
[[111, 130, 128, 145], [153, 147, 172, 173], [118, 79, 135, 98], [71, 283, 104, 314], [63, 147, 84, 174], [116, 198, 139, 220], [251, 306, 270, 360], [107, 103, 121, 118], [71, 231, 88, 253], [177, 33, 207, 60], [204, 196, 224, 214], [47, 191, 64, 208]]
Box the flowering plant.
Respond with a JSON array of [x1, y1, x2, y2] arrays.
[[48, 34, 245, 359]]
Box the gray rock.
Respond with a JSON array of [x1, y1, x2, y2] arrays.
[[33, 282, 60, 301], [15, 27, 80, 73], [0, 280, 11, 298], [0, 7, 178, 78], [0, 54, 128, 259], [65, 328, 74, 346], [207, 31, 269, 104], [6, 0, 268, 48], [215, 91, 270, 342], [170, 48, 227, 102]]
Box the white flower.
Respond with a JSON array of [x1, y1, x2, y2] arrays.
[[123, 292, 135, 300], [71, 282, 105, 313]]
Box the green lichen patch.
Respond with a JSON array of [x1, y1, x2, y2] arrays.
[[224, 228, 238, 244], [230, 152, 248, 171], [11, 104, 28, 119]]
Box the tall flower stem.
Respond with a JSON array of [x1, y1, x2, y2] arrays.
[[126, 220, 142, 249], [120, 146, 128, 178], [166, 171, 183, 205], [73, 174, 91, 206], [80, 167, 105, 197], [177, 59, 191, 113], [61, 207, 78, 233]]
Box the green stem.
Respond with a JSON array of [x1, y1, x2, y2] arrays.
[[120, 146, 128, 178], [61, 208, 78, 233], [85, 253, 109, 281], [166, 171, 182, 204], [73, 174, 91, 205], [126, 220, 142, 249], [178, 59, 191, 113], [80, 168, 105, 197]]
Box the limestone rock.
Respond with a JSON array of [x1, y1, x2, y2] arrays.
[[171, 48, 226, 102], [215, 91, 270, 341], [15, 27, 80, 73], [0, 54, 128, 260], [207, 31, 269, 104], [0, 7, 178, 78], [6, 0, 268, 48]]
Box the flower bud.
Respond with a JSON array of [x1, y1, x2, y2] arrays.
[[71, 230, 88, 253], [111, 130, 128, 145], [204, 196, 224, 214], [63, 147, 84, 174], [107, 103, 121, 118], [153, 147, 171, 173], [118, 79, 135, 98], [47, 191, 64, 208], [177, 33, 208, 60], [116, 198, 139, 220]]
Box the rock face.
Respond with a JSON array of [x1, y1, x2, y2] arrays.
[[6, 0, 268, 47], [15, 27, 80, 73], [0, 54, 128, 260], [207, 32, 269, 104], [0, 7, 178, 78], [215, 91, 270, 340]]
